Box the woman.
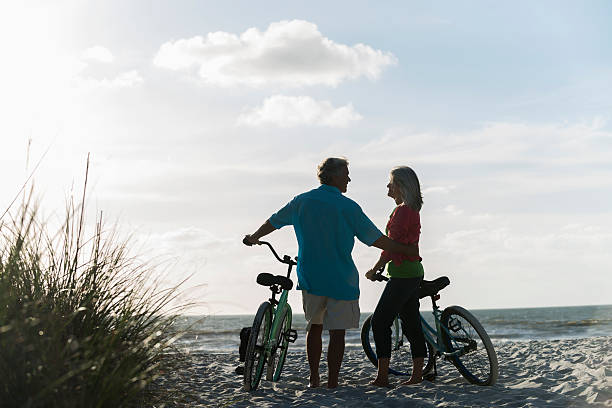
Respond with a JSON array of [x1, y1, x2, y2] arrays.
[[365, 166, 426, 387]]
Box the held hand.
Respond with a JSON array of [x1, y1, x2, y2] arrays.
[[365, 269, 377, 281], [243, 234, 261, 246]]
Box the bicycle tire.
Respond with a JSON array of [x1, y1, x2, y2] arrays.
[[361, 314, 435, 377], [266, 306, 292, 382], [440, 305, 499, 386], [244, 302, 273, 391]]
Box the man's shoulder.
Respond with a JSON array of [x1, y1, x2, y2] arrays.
[[295, 186, 362, 210], [294, 187, 322, 201], [338, 194, 361, 209]]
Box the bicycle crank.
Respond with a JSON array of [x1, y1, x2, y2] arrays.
[[284, 329, 298, 343]]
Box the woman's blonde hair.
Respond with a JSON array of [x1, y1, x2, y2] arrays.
[[390, 166, 423, 211]]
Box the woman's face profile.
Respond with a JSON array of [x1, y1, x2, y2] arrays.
[[387, 177, 398, 200]]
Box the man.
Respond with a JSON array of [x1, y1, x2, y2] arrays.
[[244, 157, 419, 388]]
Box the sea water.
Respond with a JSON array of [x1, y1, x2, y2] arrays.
[[171, 304, 611, 354]]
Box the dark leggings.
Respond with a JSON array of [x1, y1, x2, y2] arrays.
[[371, 277, 426, 359]]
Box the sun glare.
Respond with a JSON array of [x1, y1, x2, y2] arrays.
[[1, 4, 73, 125]]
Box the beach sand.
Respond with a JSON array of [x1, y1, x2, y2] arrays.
[[158, 336, 611, 407]]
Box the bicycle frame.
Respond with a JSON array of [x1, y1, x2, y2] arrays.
[[419, 298, 471, 359], [243, 239, 298, 389], [266, 285, 291, 354], [258, 241, 297, 355]]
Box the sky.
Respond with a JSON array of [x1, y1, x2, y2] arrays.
[[1, 1, 611, 315]]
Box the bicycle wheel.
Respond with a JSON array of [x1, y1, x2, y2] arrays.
[[244, 302, 273, 391], [361, 314, 434, 377], [266, 306, 292, 382], [441, 305, 498, 386]]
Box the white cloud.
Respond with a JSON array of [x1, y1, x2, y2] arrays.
[[149, 227, 232, 250], [82, 46, 114, 63], [142, 227, 236, 277], [108, 70, 144, 87], [153, 19, 397, 87], [237, 95, 362, 128], [423, 185, 456, 194], [434, 221, 612, 265], [77, 70, 144, 89], [360, 119, 612, 167], [444, 204, 463, 216], [560, 223, 603, 233]]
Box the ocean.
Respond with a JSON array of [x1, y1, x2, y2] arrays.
[[172, 304, 612, 354]]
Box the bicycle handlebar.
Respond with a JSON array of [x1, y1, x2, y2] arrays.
[[242, 237, 297, 266]]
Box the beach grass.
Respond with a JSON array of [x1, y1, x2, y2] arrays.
[[0, 184, 188, 407]]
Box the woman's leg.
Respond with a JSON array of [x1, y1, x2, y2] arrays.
[[398, 278, 427, 384], [370, 279, 406, 387]]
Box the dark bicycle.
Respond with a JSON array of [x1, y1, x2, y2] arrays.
[[361, 270, 498, 385], [241, 239, 298, 391]]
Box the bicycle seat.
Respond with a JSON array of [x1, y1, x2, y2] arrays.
[[419, 276, 450, 299], [256, 273, 293, 290]]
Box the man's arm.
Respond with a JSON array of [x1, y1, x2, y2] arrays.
[[244, 220, 277, 245], [371, 235, 420, 258]]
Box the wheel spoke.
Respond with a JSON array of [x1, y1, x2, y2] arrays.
[[441, 306, 498, 385], [244, 302, 273, 391], [361, 315, 435, 377], [268, 308, 292, 382]]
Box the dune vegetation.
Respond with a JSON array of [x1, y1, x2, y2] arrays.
[[0, 177, 187, 407]]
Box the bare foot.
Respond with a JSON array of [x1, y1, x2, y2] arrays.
[[401, 376, 422, 385], [309, 375, 320, 388], [369, 378, 392, 388], [327, 380, 338, 389]]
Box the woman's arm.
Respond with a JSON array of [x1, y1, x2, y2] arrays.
[[365, 251, 392, 280], [372, 252, 390, 272]]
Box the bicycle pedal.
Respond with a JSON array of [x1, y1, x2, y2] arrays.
[[423, 372, 435, 382], [448, 317, 461, 332], [285, 329, 298, 343]]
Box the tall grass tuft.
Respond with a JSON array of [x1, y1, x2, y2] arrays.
[[0, 183, 186, 407]]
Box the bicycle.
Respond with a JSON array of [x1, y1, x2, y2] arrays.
[[361, 270, 498, 385], [242, 238, 299, 391]]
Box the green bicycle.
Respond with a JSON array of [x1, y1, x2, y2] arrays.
[[361, 271, 499, 386], [242, 239, 298, 391]]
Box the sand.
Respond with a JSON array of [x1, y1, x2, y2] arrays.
[[157, 336, 611, 407]]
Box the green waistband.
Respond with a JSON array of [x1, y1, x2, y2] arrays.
[[387, 260, 424, 278]]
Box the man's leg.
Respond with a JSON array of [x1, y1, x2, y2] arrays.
[[303, 291, 326, 388], [306, 324, 323, 387], [327, 329, 345, 388]]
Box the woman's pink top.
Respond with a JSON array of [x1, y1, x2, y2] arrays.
[[382, 205, 422, 263]]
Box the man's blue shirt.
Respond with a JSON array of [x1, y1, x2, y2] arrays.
[[268, 184, 383, 300]]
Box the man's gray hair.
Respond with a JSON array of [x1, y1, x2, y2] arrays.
[[317, 157, 348, 185], [390, 166, 423, 211]]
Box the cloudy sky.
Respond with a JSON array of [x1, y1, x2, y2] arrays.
[[1, 1, 611, 314]]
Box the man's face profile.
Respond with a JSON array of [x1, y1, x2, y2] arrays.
[[331, 165, 350, 193]]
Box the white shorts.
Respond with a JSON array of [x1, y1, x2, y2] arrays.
[[302, 290, 360, 331]]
